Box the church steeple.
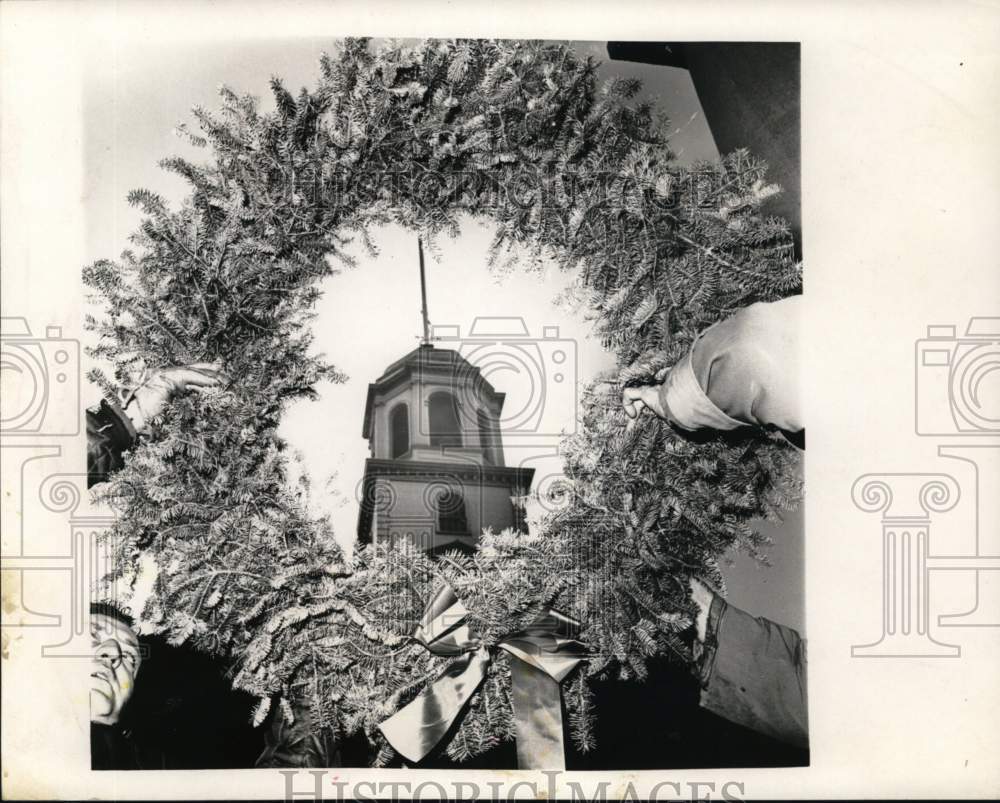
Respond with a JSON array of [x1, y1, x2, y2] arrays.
[[355, 243, 534, 553]]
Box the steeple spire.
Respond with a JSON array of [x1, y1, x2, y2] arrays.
[[418, 237, 431, 346]]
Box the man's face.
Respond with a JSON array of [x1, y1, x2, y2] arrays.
[[90, 613, 141, 726]]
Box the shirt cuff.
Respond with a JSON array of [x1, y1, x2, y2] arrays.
[[659, 350, 745, 432], [695, 592, 727, 687]]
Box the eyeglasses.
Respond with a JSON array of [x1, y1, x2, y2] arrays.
[[93, 638, 139, 672]]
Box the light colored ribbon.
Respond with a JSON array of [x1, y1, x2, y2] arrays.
[[378, 583, 587, 769]]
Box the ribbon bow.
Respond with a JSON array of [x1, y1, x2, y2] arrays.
[[378, 583, 587, 769]]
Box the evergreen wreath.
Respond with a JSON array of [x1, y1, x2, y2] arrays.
[[85, 38, 802, 764]]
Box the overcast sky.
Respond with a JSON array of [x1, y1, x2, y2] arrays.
[[83, 37, 803, 631]]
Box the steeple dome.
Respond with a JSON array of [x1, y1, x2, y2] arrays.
[[361, 344, 506, 466]]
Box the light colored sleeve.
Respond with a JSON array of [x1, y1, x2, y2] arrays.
[[660, 295, 803, 434]]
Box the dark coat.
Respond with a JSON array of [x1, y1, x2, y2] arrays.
[[91, 636, 266, 770]]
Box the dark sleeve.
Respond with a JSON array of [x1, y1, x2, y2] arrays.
[[254, 702, 342, 768], [90, 723, 140, 770], [87, 399, 138, 488], [696, 594, 808, 749]]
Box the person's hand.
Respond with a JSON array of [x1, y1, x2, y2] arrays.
[[125, 362, 225, 433], [688, 576, 715, 643], [622, 383, 669, 420]]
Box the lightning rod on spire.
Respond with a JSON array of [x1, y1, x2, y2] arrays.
[[418, 237, 431, 346]]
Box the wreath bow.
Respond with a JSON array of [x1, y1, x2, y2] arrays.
[[378, 583, 587, 769]]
